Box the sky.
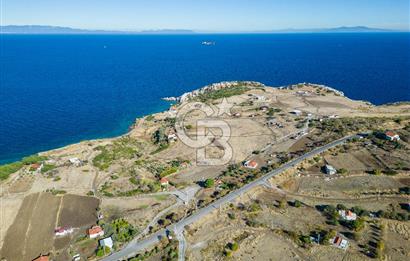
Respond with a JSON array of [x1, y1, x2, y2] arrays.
[[1, 0, 409, 32]]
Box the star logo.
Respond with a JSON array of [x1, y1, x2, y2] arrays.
[[215, 98, 234, 116]]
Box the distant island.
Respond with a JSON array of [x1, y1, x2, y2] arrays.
[[0, 25, 401, 34], [266, 26, 393, 33], [0, 25, 195, 34]]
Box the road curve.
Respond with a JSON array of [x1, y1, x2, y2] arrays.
[[103, 135, 354, 261]]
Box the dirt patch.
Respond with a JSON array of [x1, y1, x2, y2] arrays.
[[57, 194, 99, 228], [325, 150, 380, 172], [0, 193, 99, 261], [398, 178, 410, 186], [8, 175, 35, 193], [298, 176, 403, 197], [233, 231, 303, 261], [384, 221, 410, 260], [1, 193, 61, 261]]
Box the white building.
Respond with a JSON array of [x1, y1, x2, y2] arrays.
[[331, 236, 349, 250], [325, 164, 337, 175], [87, 225, 104, 239], [167, 133, 178, 142], [55, 227, 74, 237], [290, 109, 302, 116], [99, 236, 114, 249], [338, 210, 357, 221], [384, 131, 400, 141], [69, 157, 82, 166]]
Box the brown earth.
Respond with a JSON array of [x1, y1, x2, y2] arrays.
[[0, 193, 99, 261]]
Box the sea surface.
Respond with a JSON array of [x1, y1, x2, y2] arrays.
[[1, 33, 409, 163]]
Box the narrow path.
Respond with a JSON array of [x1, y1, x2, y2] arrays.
[[176, 231, 186, 261]]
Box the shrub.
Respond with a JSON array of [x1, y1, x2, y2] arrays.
[[41, 164, 56, 173], [145, 115, 155, 121], [350, 218, 365, 232], [336, 204, 347, 210], [110, 218, 137, 242], [383, 169, 398, 176], [160, 166, 178, 178], [0, 162, 23, 180], [337, 168, 348, 174], [21, 155, 47, 164], [279, 199, 287, 209], [372, 169, 382, 175], [96, 246, 110, 257], [204, 178, 214, 188], [294, 200, 302, 208]]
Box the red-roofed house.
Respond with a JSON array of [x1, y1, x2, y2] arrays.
[[32, 255, 49, 261], [160, 177, 169, 186], [87, 225, 104, 239], [331, 236, 349, 250], [338, 210, 357, 221], [384, 131, 400, 141], [244, 160, 258, 169], [30, 163, 43, 172]]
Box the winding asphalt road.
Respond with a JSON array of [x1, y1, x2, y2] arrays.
[[103, 135, 355, 261]]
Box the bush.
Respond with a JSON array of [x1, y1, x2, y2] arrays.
[[227, 242, 239, 251], [145, 115, 155, 121], [41, 164, 56, 173], [349, 218, 365, 232], [279, 199, 287, 209], [110, 218, 137, 242], [96, 246, 111, 257], [299, 235, 312, 246], [160, 166, 178, 178], [293, 200, 302, 208], [227, 213, 235, 220], [336, 204, 347, 210], [383, 169, 398, 176], [321, 230, 337, 245], [21, 155, 47, 164], [204, 178, 214, 188], [337, 168, 348, 174], [196, 85, 249, 102], [0, 162, 23, 180]]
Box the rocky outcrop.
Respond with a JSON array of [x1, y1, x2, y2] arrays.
[[279, 82, 345, 97], [162, 81, 265, 103]]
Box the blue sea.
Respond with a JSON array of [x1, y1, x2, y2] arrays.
[[1, 33, 409, 163]]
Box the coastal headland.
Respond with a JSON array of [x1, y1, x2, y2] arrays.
[[1, 81, 409, 261]]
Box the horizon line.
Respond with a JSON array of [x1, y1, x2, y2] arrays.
[[1, 24, 409, 34]]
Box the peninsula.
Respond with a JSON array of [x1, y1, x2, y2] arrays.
[[1, 81, 409, 261]]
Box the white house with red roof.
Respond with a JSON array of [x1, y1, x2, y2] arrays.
[[160, 177, 169, 186], [331, 236, 349, 250], [87, 225, 104, 239], [244, 160, 258, 169], [384, 131, 400, 141], [338, 210, 357, 221]]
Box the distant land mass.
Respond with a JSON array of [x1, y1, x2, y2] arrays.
[[0, 25, 195, 34], [265, 26, 393, 33], [0, 25, 401, 34]]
